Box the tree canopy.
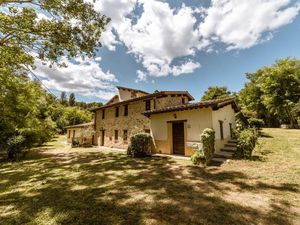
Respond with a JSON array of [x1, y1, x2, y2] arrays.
[[238, 58, 300, 127], [0, 0, 110, 69], [201, 86, 231, 101]]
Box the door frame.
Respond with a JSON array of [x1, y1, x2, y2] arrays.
[[168, 120, 186, 155]]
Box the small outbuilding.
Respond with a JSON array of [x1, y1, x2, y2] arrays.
[[65, 122, 94, 145]]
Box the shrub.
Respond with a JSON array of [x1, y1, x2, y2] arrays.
[[6, 135, 26, 161], [191, 150, 206, 165], [127, 133, 152, 158], [248, 118, 264, 129], [235, 128, 258, 159], [71, 139, 80, 148], [200, 128, 215, 165]]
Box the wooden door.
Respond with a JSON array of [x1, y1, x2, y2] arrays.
[[172, 122, 185, 155], [101, 130, 105, 146]]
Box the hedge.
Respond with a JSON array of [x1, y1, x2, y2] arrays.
[[127, 133, 152, 158], [200, 128, 215, 165], [235, 128, 258, 159]]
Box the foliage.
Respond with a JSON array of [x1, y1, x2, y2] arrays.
[[235, 112, 249, 130], [0, 0, 110, 67], [0, 73, 57, 160], [71, 139, 80, 148], [235, 128, 258, 159], [201, 86, 231, 101], [248, 118, 264, 129], [200, 128, 215, 165], [191, 150, 206, 165], [69, 93, 76, 106], [60, 91, 68, 106], [63, 106, 92, 127], [238, 58, 300, 128], [127, 133, 152, 158], [6, 135, 26, 160]]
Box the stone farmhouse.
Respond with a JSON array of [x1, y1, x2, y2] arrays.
[[66, 86, 238, 157]]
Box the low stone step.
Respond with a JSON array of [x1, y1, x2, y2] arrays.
[[228, 139, 237, 143], [225, 143, 236, 147], [211, 157, 228, 163], [221, 146, 237, 152], [214, 151, 233, 159]]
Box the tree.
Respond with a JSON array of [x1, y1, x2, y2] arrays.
[[201, 86, 231, 101], [0, 72, 57, 160], [69, 93, 76, 106], [64, 106, 92, 126], [0, 0, 110, 69], [257, 58, 300, 128], [60, 91, 67, 105], [238, 58, 300, 128]]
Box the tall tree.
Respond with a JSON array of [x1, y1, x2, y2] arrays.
[[69, 93, 75, 106], [60, 91, 67, 105], [201, 86, 231, 101]]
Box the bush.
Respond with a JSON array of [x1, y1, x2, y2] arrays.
[[248, 118, 264, 129], [71, 139, 80, 148], [6, 135, 26, 161], [200, 128, 215, 165], [235, 128, 258, 159], [127, 133, 152, 158], [191, 150, 206, 165]]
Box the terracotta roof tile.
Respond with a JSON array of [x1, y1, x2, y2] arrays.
[[143, 97, 239, 116]]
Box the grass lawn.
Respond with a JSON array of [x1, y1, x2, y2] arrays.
[[0, 128, 299, 225]]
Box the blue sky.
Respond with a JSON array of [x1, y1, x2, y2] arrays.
[[35, 0, 300, 103]]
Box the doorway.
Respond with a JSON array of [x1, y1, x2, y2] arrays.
[[172, 122, 185, 155], [101, 130, 105, 146]]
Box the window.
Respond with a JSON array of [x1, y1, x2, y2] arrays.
[[68, 130, 71, 138], [145, 100, 151, 111], [102, 109, 105, 119], [73, 130, 75, 138], [182, 98, 186, 104], [153, 99, 156, 109], [124, 105, 128, 116], [115, 107, 119, 117], [229, 123, 233, 139], [219, 120, 224, 140], [115, 130, 118, 142], [123, 130, 128, 142], [144, 129, 150, 134]]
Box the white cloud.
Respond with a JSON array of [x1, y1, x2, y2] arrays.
[[135, 70, 147, 83], [199, 0, 300, 50], [92, 0, 300, 81], [35, 57, 117, 100], [118, 1, 204, 77], [172, 61, 201, 76]]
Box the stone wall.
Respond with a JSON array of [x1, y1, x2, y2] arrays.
[[94, 95, 186, 149]]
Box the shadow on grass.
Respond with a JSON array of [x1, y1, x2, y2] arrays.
[[0, 150, 298, 225]]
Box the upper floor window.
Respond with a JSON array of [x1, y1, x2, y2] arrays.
[[145, 100, 151, 111], [144, 129, 150, 134], [124, 105, 128, 116], [182, 98, 186, 104], [115, 107, 119, 117], [102, 109, 105, 119]]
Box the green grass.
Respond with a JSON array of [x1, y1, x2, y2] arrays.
[[0, 128, 299, 225]]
